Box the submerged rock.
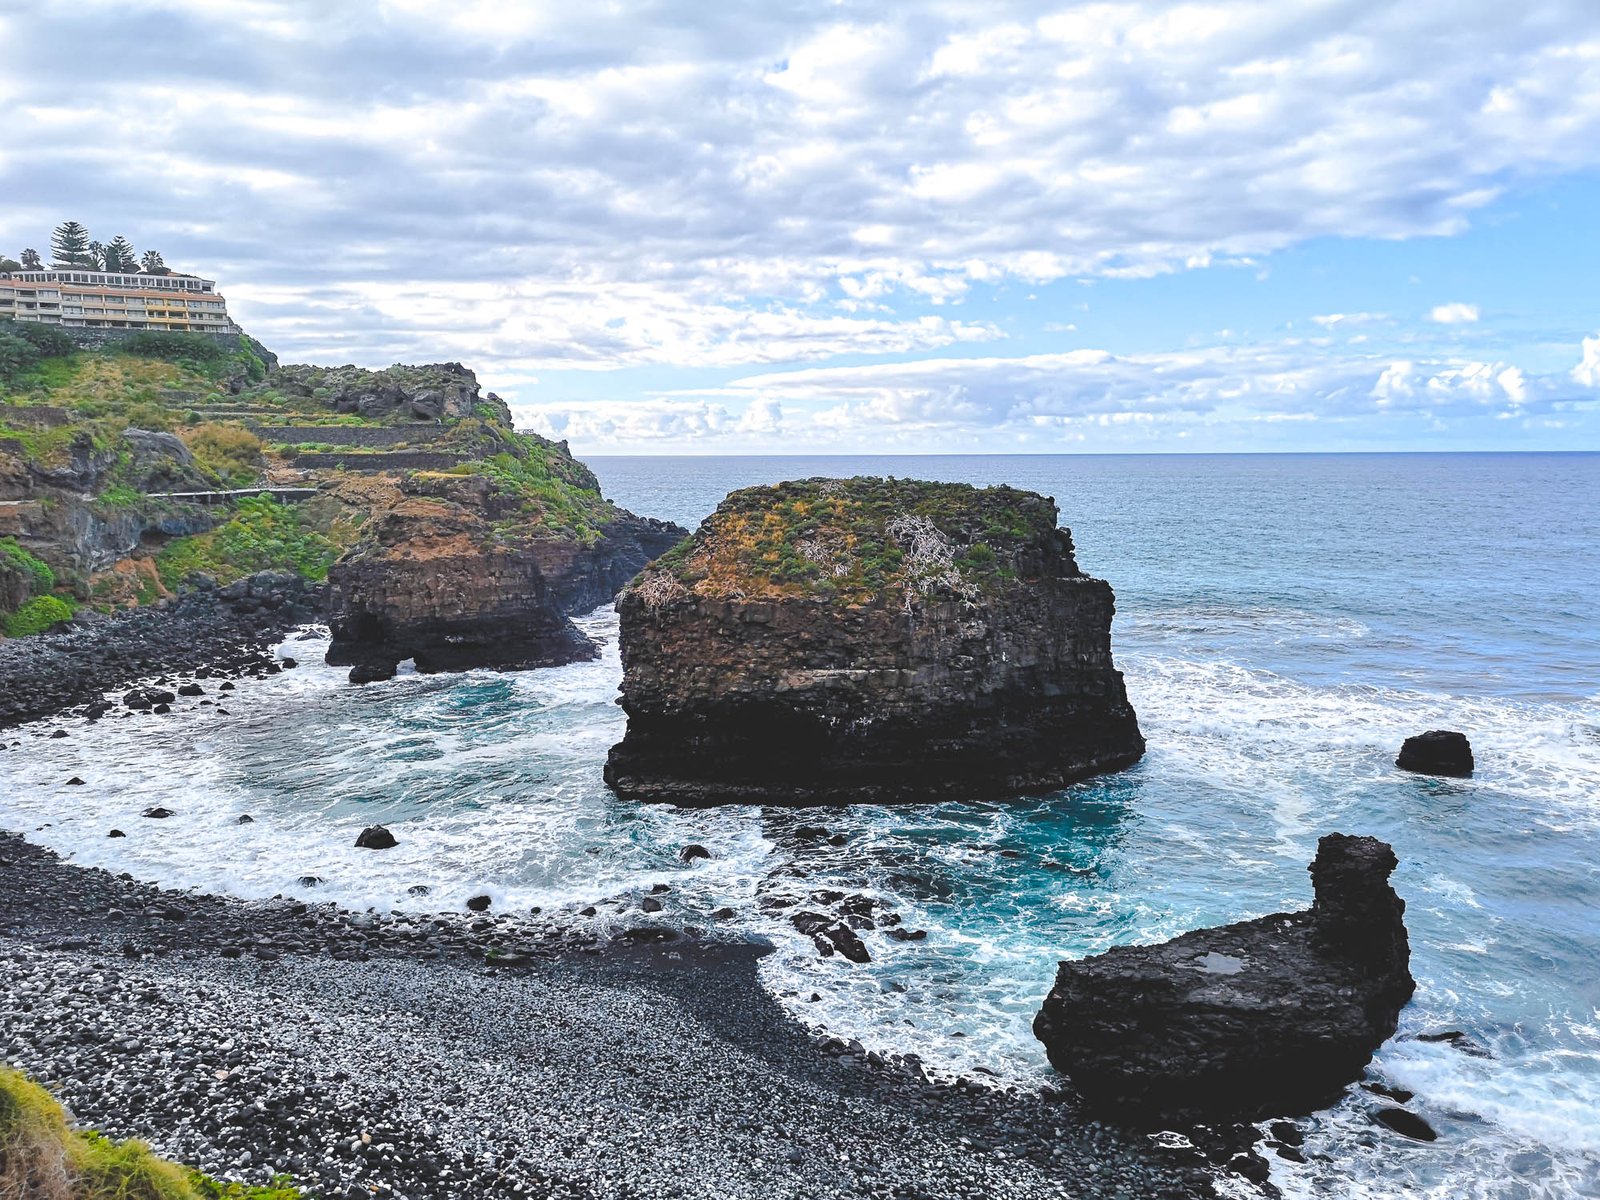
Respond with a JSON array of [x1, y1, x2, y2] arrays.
[[1396, 730, 1474, 777], [604, 477, 1144, 806], [1032, 833, 1415, 1121]]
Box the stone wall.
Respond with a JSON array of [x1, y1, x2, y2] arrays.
[[260, 425, 440, 448], [286, 451, 469, 472]]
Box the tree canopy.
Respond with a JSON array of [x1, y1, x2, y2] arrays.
[[14, 225, 166, 274]]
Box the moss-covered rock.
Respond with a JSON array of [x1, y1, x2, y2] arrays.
[[606, 477, 1145, 806]]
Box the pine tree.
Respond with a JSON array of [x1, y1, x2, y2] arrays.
[[20, 249, 42, 270], [104, 236, 137, 272], [50, 221, 92, 267], [140, 249, 167, 275], [87, 240, 106, 270]]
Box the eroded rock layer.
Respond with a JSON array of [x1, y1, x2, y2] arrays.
[[1032, 833, 1416, 1122], [604, 477, 1144, 805]]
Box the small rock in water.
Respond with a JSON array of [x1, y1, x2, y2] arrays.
[[679, 844, 712, 862], [49, 729, 68, 739], [66, 776, 85, 786], [219, 681, 236, 691], [178, 683, 205, 696], [640, 897, 663, 913], [466, 895, 492, 912], [1373, 1107, 1438, 1142], [407, 884, 431, 896], [1415, 1029, 1493, 1058], [279, 656, 298, 668], [355, 825, 398, 850], [236, 814, 255, 825], [1396, 730, 1473, 777], [143, 807, 174, 819], [108, 829, 125, 838], [348, 661, 397, 685], [298, 875, 323, 887]]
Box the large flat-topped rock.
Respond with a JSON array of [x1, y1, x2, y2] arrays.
[[604, 476, 1144, 806]]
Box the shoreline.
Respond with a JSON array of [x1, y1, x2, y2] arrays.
[[0, 831, 1252, 1200], [0, 571, 320, 730]]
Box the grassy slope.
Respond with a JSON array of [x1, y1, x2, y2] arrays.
[[0, 1066, 299, 1200]]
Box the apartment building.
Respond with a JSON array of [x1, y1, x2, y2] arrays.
[[0, 268, 238, 334]]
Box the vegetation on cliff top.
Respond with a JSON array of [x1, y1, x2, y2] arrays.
[[636, 476, 1061, 606], [0, 1066, 300, 1200], [0, 330, 615, 625]]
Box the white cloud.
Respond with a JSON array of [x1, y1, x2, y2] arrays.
[[517, 335, 1600, 451], [3, 3, 1600, 370], [1428, 302, 1481, 324], [1573, 333, 1600, 387]]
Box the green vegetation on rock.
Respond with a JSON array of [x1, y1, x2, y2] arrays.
[[4, 594, 75, 636], [1, 536, 55, 593], [640, 476, 1054, 604], [156, 496, 338, 589], [0, 1066, 300, 1200], [450, 429, 613, 544]]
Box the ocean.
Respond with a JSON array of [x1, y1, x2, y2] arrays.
[[4, 452, 1598, 1198]]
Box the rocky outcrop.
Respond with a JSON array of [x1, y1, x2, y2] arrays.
[[1032, 833, 1415, 1122], [604, 477, 1144, 806], [268, 362, 490, 424], [324, 465, 684, 679], [1396, 729, 1473, 777]]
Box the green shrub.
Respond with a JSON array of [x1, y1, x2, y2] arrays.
[[0, 537, 55, 593], [114, 331, 228, 363], [157, 496, 337, 588], [4, 594, 74, 636], [181, 423, 263, 485]]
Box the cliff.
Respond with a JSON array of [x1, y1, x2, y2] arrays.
[[0, 324, 684, 683], [604, 476, 1144, 805], [1033, 834, 1416, 1121]]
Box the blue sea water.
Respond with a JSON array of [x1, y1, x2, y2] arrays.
[[3, 452, 1598, 1198]]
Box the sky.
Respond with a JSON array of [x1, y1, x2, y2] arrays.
[[2, 1, 1599, 454]]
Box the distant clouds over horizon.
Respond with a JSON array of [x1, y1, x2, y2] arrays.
[[3, 1, 1599, 452]]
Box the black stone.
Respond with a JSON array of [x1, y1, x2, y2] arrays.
[[466, 895, 491, 912], [1372, 1107, 1438, 1142], [355, 825, 398, 850], [679, 844, 712, 862], [143, 807, 174, 819], [108, 829, 125, 838], [1396, 730, 1473, 777]]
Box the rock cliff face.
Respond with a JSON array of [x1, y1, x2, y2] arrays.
[[1032, 833, 1416, 1122], [604, 477, 1144, 806], [323, 451, 684, 679]]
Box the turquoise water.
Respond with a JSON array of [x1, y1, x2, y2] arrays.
[[4, 453, 1597, 1198]]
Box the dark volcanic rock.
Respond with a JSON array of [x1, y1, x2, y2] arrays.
[[604, 477, 1143, 806], [0, 571, 321, 731], [1033, 833, 1415, 1121], [1373, 1107, 1438, 1141], [324, 467, 684, 679], [355, 825, 398, 850], [1396, 730, 1474, 777]]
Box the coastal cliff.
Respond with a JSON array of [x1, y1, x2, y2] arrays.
[[0, 324, 684, 701], [605, 476, 1144, 805]]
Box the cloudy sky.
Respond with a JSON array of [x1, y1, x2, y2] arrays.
[[4, 1, 1599, 453]]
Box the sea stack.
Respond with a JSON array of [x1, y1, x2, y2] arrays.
[[604, 477, 1144, 806], [1032, 834, 1416, 1122]]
